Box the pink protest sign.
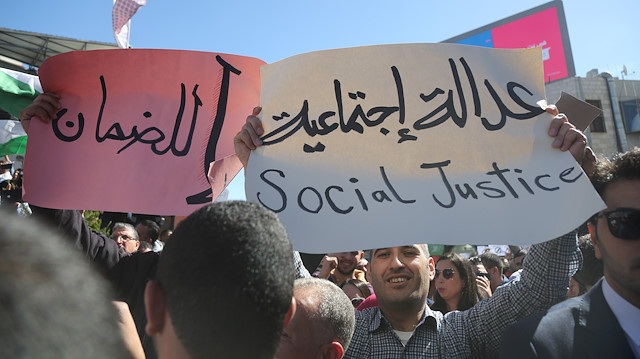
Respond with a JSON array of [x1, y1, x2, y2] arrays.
[[23, 49, 264, 215]]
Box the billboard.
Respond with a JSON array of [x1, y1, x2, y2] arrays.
[[443, 1, 575, 82]]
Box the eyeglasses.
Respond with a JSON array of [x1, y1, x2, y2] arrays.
[[351, 297, 365, 308], [110, 234, 136, 242], [434, 268, 455, 280], [592, 208, 640, 240]]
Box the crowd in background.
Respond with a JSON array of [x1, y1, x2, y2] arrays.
[[0, 93, 637, 359]]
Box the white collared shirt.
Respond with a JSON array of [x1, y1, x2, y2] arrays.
[[602, 278, 640, 358]]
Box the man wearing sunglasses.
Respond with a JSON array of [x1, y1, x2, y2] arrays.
[[501, 148, 640, 358]]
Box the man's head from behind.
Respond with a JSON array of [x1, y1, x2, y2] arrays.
[[568, 234, 603, 298], [0, 216, 126, 358], [588, 147, 640, 307], [145, 201, 295, 359], [278, 278, 355, 359], [136, 219, 160, 243]]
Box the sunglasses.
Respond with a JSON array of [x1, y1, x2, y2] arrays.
[[592, 208, 640, 240], [351, 297, 365, 308], [476, 272, 490, 279], [434, 268, 455, 280]]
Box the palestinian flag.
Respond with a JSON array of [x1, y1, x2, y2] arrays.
[[0, 67, 42, 156]]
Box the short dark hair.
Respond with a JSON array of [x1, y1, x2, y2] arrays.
[[513, 249, 527, 259], [372, 244, 430, 259], [340, 278, 372, 298], [431, 253, 479, 313], [155, 201, 294, 359], [573, 234, 603, 295], [0, 217, 126, 358], [139, 241, 153, 252], [139, 219, 160, 241], [480, 252, 503, 272], [159, 228, 172, 239], [590, 147, 640, 198]]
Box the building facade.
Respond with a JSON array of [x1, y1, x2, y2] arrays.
[[545, 71, 640, 157]]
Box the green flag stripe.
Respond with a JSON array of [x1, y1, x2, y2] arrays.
[[0, 70, 40, 118], [0, 135, 27, 156]]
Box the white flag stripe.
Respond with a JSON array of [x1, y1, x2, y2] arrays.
[[112, 0, 146, 49], [114, 20, 131, 49], [1, 120, 26, 142], [0, 68, 42, 94]]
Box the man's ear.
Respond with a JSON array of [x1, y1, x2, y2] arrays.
[[144, 280, 166, 336], [134, 241, 140, 251], [283, 297, 296, 328], [320, 341, 344, 359], [428, 256, 436, 281], [588, 222, 603, 260]]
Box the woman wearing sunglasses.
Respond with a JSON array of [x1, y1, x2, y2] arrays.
[[430, 253, 480, 313]]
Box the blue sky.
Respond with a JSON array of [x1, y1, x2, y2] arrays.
[[4, 0, 638, 199], [5, 0, 638, 76]]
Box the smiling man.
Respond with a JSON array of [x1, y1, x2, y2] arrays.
[[318, 251, 367, 286], [234, 102, 595, 359], [369, 245, 431, 329], [343, 237, 582, 358]]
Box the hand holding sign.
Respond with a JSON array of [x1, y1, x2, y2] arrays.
[[244, 43, 604, 253], [18, 93, 62, 134], [23, 49, 265, 215], [233, 106, 264, 168], [544, 105, 596, 175]]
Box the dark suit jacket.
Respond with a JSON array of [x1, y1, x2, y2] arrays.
[[500, 279, 635, 359]]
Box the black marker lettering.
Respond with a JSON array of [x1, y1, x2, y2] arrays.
[[325, 186, 353, 214], [455, 183, 478, 199], [534, 174, 559, 191], [421, 160, 455, 208], [380, 166, 416, 203], [514, 168, 535, 195], [52, 109, 84, 142], [256, 169, 287, 213], [486, 162, 518, 199], [476, 180, 506, 198], [298, 187, 323, 213], [350, 178, 368, 211], [559, 167, 582, 183]]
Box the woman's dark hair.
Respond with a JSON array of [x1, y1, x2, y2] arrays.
[[430, 252, 479, 313], [339, 279, 372, 298]]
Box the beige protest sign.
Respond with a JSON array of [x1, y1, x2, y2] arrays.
[[246, 43, 605, 253]]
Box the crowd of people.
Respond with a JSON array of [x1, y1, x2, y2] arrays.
[[0, 92, 637, 359]]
